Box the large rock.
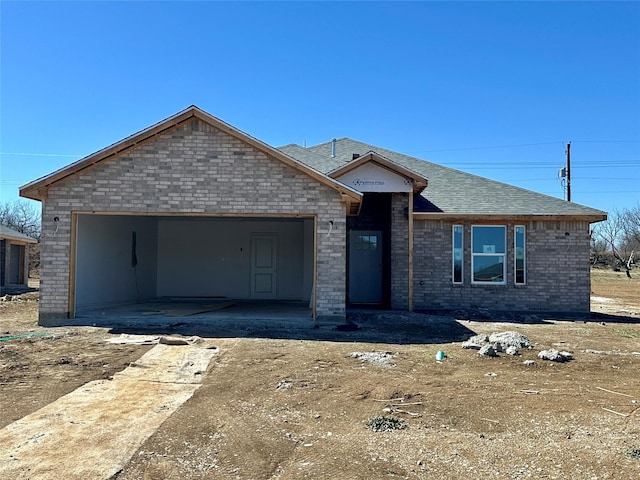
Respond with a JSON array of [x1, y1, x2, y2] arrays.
[[538, 349, 573, 362], [489, 331, 532, 348], [461, 334, 489, 350], [478, 344, 497, 357]]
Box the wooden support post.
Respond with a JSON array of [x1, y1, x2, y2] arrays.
[[312, 215, 317, 321], [408, 194, 414, 312], [68, 213, 77, 319]]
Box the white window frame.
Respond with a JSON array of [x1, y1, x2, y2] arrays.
[[514, 225, 526, 285], [471, 225, 506, 285], [452, 225, 463, 284]]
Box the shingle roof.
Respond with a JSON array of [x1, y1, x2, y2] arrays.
[[0, 225, 38, 243], [279, 138, 607, 219]]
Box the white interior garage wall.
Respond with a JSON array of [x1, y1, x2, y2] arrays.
[[75, 215, 158, 309], [156, 218, 312, 300]]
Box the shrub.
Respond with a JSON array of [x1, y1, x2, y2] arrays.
[[366, 415, 406, 432]]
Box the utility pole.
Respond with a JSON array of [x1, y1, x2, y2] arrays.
[[566, 141, 571, 202]]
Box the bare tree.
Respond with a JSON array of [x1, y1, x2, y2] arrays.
[[592, 209, 623, 255], [590, 231, 609, 267], [0, 200, 41, 239], [622, 202, 640, 251], [592, 208, 633, 277], [0, 200, 41, 278]]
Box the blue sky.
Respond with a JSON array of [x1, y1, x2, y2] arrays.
[[1, 1, 639, 215]]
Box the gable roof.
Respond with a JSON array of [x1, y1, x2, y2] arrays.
[[19, 106, 362, 213], [328, 151, 428, 193], [280, 138, 607, 221], [0, 225, 37, 243]]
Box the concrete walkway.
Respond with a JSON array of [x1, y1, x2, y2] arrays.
[[0, 343, 218, 480]]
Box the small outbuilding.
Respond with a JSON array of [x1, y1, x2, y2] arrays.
[[0, 224, 37, 292]]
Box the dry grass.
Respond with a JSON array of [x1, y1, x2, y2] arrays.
[[591, 267, 640, 312]]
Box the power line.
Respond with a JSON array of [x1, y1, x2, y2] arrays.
[[0, 152, 82, 157], [438, 163, 640, 170], [406, 139, 640, 154], [572, 140, 640, 143], [407, 141, 563, 154], [3, 138, 639, 158]]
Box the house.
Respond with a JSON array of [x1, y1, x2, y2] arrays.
[[0, 224, 37, 292], [20, 106, 606, 326]]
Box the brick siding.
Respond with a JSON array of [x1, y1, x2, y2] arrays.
[[39, 119, 347, 323], [412, 219, 592, 313], [390, 193, 409, 309]]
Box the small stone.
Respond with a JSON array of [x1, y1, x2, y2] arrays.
[[523, 360, 536, 366], [276, 380, 294, 390], [484, 372, 497, 377], [350, 351, 394, 364]]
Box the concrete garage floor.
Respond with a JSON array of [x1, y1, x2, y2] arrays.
[[72, 300, 475, 344], [76, 300, 314, 329]]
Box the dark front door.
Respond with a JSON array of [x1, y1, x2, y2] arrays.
[[9, 244, 23, 284], [348, 230, 383, 303]]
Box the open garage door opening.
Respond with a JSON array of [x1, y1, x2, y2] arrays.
[[72, 214, 316, 321]]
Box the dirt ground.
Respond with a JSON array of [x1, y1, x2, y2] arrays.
[[1, 271, 639, 479]]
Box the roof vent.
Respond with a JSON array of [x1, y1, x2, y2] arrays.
[[352, 153, 360, 160], [331, 138, 336, 158]]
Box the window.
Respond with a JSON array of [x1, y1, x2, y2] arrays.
[[354, 234, 378, 251], [515, 226, 526, 284], [452, 225, 463, 283], [472, 226, 506, 284]]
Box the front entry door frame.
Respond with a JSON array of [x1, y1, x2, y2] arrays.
[[348, 229, 385, 304]]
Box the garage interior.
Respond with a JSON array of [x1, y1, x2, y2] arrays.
[[73, 214, 315, 323]]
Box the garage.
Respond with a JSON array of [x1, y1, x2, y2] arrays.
[[20, 107, 361, 325], [73, 214, 315, 316]]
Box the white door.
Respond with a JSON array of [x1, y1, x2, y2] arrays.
[[251, 234, 277, 299], [348, 230, 383, 303]]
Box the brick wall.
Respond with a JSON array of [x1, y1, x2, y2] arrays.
[[390, 193, 409, 309], [39, 119, 347, 323], [412, 219, 592, 313]]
